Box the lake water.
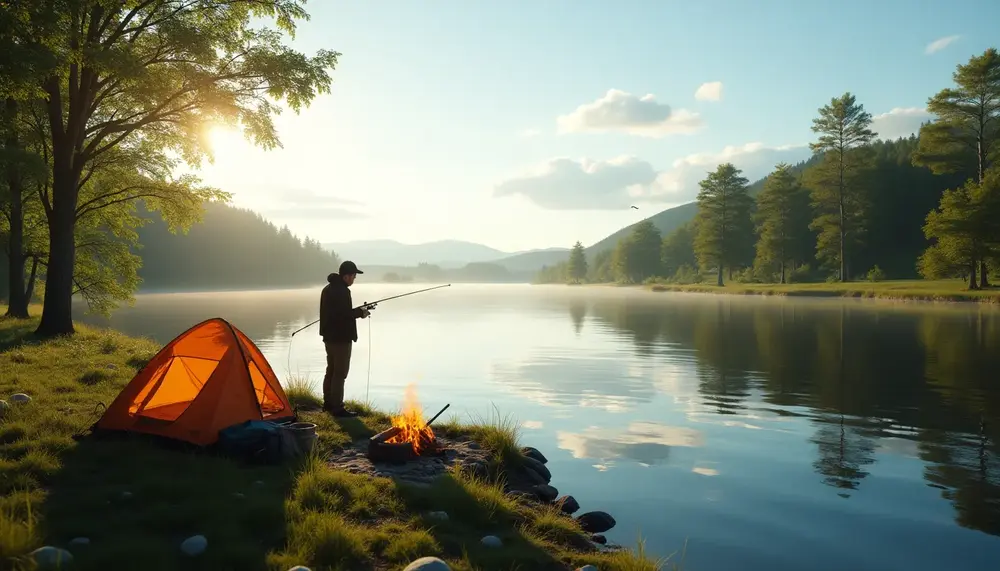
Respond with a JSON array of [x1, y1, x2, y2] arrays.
[[76, 284, 1000, 571]]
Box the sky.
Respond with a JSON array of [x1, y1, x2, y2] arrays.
[[192, 0, 1000, 253]]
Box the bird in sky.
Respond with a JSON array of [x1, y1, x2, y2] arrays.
[[630, 205, 638, 209]]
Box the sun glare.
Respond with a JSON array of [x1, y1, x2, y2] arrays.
[[206, 125, 243, 155]]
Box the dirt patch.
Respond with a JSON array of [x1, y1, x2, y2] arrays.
[[327, 435, 492, 486]]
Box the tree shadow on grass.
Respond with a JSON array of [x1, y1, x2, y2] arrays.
[[393, 473, 568, 571], [0, 318, 43, 353], [38, 433, 304, 571]]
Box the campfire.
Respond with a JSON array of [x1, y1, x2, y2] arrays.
[[368, 384, 450, 464]]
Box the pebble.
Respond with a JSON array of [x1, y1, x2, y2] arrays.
[[521, 446, 548, 464], [480, 535, 502, 548], [233, 492, 245, 499], [30, 546, 73, 569], [403, 557, 451, 571], [9, 393, 31, 403], [591, 534, 607, 544], [287, 567, 312, 571], [556, 495, 580, 514], [531, 484, 559, 502], [577, 511, 616, 533], [522, 456, 552, 482], [0, 400, 8, 413], [522, 466, 548, 486], [577, 566, 599, 571], [69, 537, 91, 546], [120, 491, 133, 500], [180, 534, 208, 556], [427, 511, 449, 521], [254, 480, 265, 486]]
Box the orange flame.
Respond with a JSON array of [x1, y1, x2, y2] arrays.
[[386, 383, 435, 455]]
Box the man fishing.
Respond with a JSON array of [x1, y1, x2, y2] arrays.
[[319, 260, 372, 417]]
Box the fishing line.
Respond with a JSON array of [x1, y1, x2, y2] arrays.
[[366, 314, 373, 403]]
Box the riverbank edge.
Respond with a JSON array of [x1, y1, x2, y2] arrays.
[[0, 309, 664, 571], [642, 281, 1000, 304]]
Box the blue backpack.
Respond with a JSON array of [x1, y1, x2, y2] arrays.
[[216, 420, 287, 464]]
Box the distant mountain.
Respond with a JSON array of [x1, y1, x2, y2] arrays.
[[323, 239, 510, 268], [493, 155, 823, 272]]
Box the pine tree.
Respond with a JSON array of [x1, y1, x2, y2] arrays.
[[612, 220, 663, 283], [806, 92, 876, 281], [754, 163, 812, 283], [913, 48, 1000, 286], [693, 163, 754, 286], [567, 241, 588, 283]]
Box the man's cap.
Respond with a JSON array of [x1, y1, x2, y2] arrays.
[[339, 260, 364, 275]]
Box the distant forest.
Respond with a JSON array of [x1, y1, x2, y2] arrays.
[[538, 48, 1000, 288]]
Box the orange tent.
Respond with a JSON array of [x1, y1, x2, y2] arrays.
[[96, 317, 295, 446]]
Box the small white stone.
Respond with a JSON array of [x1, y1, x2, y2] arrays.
[[0, 400, 9, 412], [69, 537, 90, 546], [286, 567, 312, 571], [180, 534, 208, 556], [9, 393, 31, 403], [480, 535, 502, 548], [577, 566, 599, 571], [30, 546, 73, 569], [427, 511, 449, 521], [403, 557, 451, 571]]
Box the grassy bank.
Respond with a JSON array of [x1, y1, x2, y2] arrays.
[[642, 278, 1000, 304], [0, 309, 669, 571]]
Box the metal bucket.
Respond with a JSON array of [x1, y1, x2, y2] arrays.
[[281, 421, 318, 456]]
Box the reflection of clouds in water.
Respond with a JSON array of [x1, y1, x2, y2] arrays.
[[876, 436, 921, 459], [491, 349, 656, 411], [557, 421, 705, 470], [522, 420, 544, 429], [692, 461, 720, 476]]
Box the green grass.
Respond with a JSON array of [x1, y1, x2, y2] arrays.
[[0, 306, 671, 570], [644, 278, 1000, 304]]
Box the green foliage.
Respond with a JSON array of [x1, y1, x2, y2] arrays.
[[693, 163, 754, 286], [912, 48, 1000, 182], [613, 220, 663, 283], [14, 1, 341, 334], [866, 265, 886, 282], [661, 223, 697, 278], [587, 249, 614, 283], [754, 163, 813, 283], [567, 241, 588, 283], [806, 92, 877, 281], [535, 262, 568, 284], [919, 170, 1000, 288]]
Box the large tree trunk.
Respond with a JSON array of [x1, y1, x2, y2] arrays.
[[968, 261, 980, 290], [780, 260, 786, 284], [36, 171, 78, 336], [716, 263, 724, 287], [981, 261, 990, 287]]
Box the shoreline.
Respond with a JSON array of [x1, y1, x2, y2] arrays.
[[534, 279, 1000, 306], [0, 309, 662, 571]]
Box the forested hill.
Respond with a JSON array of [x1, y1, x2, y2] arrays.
[[133, 201, 341, 291]]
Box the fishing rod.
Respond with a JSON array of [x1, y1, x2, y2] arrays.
[[290, 283, 452, 337]]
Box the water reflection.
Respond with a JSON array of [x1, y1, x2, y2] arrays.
[[556, 422, 704, 469], [584, 293, 1000, 537]]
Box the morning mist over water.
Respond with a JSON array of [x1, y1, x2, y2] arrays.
[[76, 284, 1000, 571]]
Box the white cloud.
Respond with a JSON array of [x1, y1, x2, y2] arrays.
[[520, 128, 542, 138], [556, 89, 703, 138], [556, 422, 704, 469], [925, 35, 960, 54], [651, 142, 811, 203], [871, 107, 932, 140], [694, 81, 723, 102], [493, 155, 659, 210], [237, 185, 367, 220]]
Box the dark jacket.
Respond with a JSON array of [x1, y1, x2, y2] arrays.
[[319, 273, 363, 343]]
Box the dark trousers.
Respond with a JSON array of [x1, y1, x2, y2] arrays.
[[323, 341, 353, 410]]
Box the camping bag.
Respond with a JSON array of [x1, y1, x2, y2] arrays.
[[217, 420, 290, 464]]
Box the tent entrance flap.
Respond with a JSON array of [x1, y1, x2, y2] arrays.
[[129, 355, 223, 422]]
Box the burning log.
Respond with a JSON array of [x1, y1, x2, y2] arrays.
[[367, 395, 450, 464]]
